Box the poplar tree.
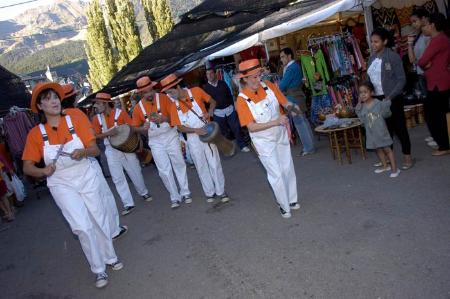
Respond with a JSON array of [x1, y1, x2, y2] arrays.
[[85, 0, 117, 91], [105, 0, 142, 70], [141, 0, 174, 41]]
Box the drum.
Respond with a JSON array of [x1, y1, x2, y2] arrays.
[[416, 104, 425, 124], [199, 121, 236, 157], [109, 124, 141, 153]]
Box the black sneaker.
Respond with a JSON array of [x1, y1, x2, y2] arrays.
[[113, 225, 128, 241], [218, 193, 230, 203], [289, 203, 300, 210], [142, 194, 153, 202], [121, 206, 135, 216], [279, 207, 292, 219]]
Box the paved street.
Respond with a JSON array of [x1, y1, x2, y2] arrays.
[[1, 125, 450, 299]]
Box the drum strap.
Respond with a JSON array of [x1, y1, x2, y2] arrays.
[[175, 89, 206, 124], [114, 109, 121, 127], [39, 115, 76, 146]]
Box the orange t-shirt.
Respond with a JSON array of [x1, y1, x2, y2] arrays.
[[169, 87, 211, 126], [22, 115, 96, 163], [235, 81, 288, 127], [132, 93, 172, 127], [91, 108, 132, 135], [64, 108, 92, 128]]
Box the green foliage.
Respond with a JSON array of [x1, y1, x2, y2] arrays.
[[85, 0, 117, 91], [0, 41, 87, 75], [142, 0, 174, 42], [106, 0, 142, 70]]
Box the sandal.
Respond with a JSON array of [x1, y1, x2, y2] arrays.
[[401, 158, 415, 170]]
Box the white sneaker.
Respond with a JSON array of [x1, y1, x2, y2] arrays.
[[171, 201, 180, 209], [427, 141, 438, 148], [95, 272, 108, 288], [374, 166, 391, 174], [206, 196, 215, 203], [390, 169, 401, 178], [373, 161, 390, 167], [241, 146, 250, 153], [289, 203, 300, 210], [280, 207, 291, 219], [424, 136, 434, 142], [108, 261, 123, 271], [183, 195, 192, 204]]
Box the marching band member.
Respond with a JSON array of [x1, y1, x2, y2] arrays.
[[162, 74, 229, 203], [61, 84, 128, 240], [235, 59, 300, 218], [22, 82, 123, 288], [92, 92, 151, 216], [132, 77, 192, 209]]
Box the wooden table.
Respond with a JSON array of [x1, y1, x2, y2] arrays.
[[315, 120, 366, 164]]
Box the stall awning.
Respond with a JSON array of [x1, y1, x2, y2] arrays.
[[91, 0, 374, 100], [0, 65, 31, 115]]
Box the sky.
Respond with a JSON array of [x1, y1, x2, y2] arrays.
[[0, 0, 89, 21]]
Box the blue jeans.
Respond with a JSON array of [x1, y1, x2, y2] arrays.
[[287, 96, 315, 153]]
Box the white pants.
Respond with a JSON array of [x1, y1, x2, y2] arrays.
[[90, 158, 120, 238], [259, 142, 298, 213], [187, 133, 225, 197], [49, 170, 118, 274], [105, 146, 148, 208], [150, 131, 190, 203]]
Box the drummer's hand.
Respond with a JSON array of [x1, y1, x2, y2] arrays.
[[42, 164, 56, 177], [107, 127, 119, 136], [143, 122, 150, 130], [71, 149, 86, 161], [203, 112, 211, 122], [277, 115, 289, 126], [195, 127, 208, 135]]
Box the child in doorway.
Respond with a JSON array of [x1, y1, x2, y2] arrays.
[[355, 81, 400, 178]]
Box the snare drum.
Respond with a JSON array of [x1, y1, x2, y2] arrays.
[[199, 122, 219, 143], [109, 124, 141, 153]]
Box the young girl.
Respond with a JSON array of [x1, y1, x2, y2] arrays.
[[356, 81, 400, 178]]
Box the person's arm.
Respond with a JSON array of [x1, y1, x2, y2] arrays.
[[278, 66, 294, 92], [70, 140, 101, 160], [23, 160, 55, 178], [246, 115, 289, 133], [386, 51, 406, 100], [407, 35, 417, 64], [95, 128, 117, 140], [176, 125, 207, 135], [380, 100, 392, 118], [418, 39, 440, 68], [207, 97, 217, 118]]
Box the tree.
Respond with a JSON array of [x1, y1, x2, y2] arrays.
[[85, 0, 117, 91], [141, 0, 174, 42], [105, 0, 142, 70]]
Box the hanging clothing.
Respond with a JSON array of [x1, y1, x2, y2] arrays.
[[236, 81, 298, 214], [169, 87, 226, 197], [4, 111, 34, 158], [132, 93, 190, 204], [92, 109, 149, 208]]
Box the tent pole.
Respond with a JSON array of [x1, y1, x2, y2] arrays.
[[362, 0, 374, 49]]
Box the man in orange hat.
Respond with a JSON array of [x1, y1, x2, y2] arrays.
[[162, 74, 229, 203], [92, 92, 151, 216], [23, 82, 123, 288], [132, 76, 191, 209], [60, 84, 128, 240], [235, 59, 300, 219]]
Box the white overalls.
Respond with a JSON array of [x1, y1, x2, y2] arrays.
[[97, 109, 148, 208], [175, 89, 225, 197], [139, 95, 190, 203], [39, 115, 118, 274], [239, 82, 298, 212]]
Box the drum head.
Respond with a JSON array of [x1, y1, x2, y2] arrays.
[[110, 125, 130, 146], [200, 122, 219, 142]]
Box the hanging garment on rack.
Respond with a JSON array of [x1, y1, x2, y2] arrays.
[[3, 111, 34, 158], [300, 50, 330, 96]]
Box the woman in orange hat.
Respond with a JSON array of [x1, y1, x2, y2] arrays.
[[163, 74, 229, 204], [235, 59, 300, 219], [132, 76, 192, 209], [92, 92, 151, 216], [22, 82, 123, 288], [61, 84, 128, 241]]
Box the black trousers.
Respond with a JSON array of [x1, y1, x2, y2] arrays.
[[385, 96, 412, 155], [424, 88, 450, 151]]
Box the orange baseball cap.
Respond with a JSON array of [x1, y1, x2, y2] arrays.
[[236, 59, 263, 78], [61, 84, 77, 100], [160, 74, 183, 92], [136, 76, 157, 93], [94, 92, 112, 102], [31, 82, 65, 113]]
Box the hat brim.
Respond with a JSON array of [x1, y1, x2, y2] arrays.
[[236, 67, 263, 79], [62, 90, 77, 100], [93, 97, 112, 102], [161, 78, 183, 93], [137, 81, 158, 93], [31, 82, 65, 113]]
